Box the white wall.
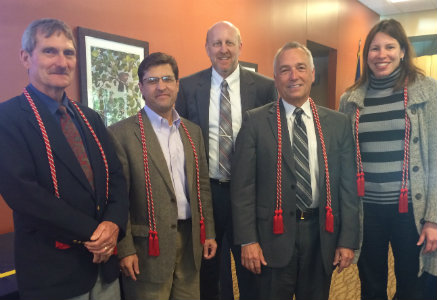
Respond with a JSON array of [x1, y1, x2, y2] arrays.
[[382, 10, 437, 36]]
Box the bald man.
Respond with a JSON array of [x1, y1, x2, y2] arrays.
[[176, 21, 277, 300]]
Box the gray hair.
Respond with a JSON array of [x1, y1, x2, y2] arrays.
[[22, 18, 76, 54], [273, 41, 314, 75]]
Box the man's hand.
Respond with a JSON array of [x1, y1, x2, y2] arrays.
[[241, 243, 267, 274], [417, 222, 437, 253], [92, 253, 112, 264], [333, 247, 354, 273], [203, 238, 217, 259], [120, 254, 140, 281], [84, 221, 119, 254]]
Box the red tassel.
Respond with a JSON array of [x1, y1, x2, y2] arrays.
[[113, 246, 118, 255], [55, 241, 71, 249], [200, 219, 206, 245], [356, 172, 365, 197], [273, 209, 284, 234], [325, 206, 334, 233], [148, 230, 160, 256], [399, 188, 408, 213]]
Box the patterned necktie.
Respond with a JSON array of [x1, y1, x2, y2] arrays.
[[219, 80, 233, 180], [58, 105, 94, 190], [293, 107, 312, 210]]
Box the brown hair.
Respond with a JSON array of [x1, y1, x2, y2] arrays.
[[349, 19, 424, 91]]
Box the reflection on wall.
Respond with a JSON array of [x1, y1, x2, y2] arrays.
[[414, 55, 437, 80]]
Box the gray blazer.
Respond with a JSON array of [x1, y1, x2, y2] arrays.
[[231, 101, 360, 275], [109, 110, 215, 282], [175, 65, 277, 154], [339, 75, 437, 276]]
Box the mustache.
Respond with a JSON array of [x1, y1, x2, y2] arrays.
[[49, 67, 69, 75]]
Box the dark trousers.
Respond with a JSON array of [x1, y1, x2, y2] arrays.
[[358, 203, 426, 300], [200, 180, 256, 300], [258, 214, 332, 300]]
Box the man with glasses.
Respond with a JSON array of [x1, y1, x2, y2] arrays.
[[176, 21, 277, 300], [109, 52, 217, 300]]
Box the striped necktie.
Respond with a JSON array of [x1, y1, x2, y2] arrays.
[[219, 80, 232, 180], [58, 105, 94, 190], [293, 107, 312, 210]]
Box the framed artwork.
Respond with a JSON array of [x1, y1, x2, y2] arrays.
[[240, 61, 258, 72], [77, 27, 149, 126]]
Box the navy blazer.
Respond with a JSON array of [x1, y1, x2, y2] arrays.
[[0, 89, 128, 300]]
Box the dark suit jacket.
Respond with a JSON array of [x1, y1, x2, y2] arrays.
[[0, 89, 128, 300], [109, 110, 215, 285], [231, 101, 359, 274], [175, 66, 277, 155]]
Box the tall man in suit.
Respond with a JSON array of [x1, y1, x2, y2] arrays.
[[231, 42, 360, 300], [176, 20, 277, 300], [109, 52, 217, 300], [0, 18, 128, 300]]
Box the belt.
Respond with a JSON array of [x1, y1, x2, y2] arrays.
[[296, 208, 319, 221], [210, 178, 230, 185]]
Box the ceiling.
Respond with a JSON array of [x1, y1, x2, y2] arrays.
[[358, 0, 437, 15]]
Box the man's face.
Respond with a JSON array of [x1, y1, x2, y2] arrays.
[[21, 30, 76, 96], [205, 23, 242, 78], [139, 64, 179, 117], [274, 48, 315, 107]]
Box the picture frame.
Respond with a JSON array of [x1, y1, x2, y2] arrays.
[[239, 61, 258, 72], [77, 27, 149, 126]]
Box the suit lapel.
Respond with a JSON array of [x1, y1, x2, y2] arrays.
[[267, 101, 295, 173], [239, 67, 256, 115], [195, 69, 212, 151], [179, 124, 194, 201], [314, 106, 329, 199], [135, 110, 175, 194], [21, 94, 94, 195]]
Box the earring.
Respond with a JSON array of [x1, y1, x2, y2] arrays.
[[401, 57, 404, 62]]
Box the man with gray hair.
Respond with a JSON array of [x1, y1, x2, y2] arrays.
[[176, 21, 277, 300], [231, 41, 359, 300], [0, 18, 128, 300]]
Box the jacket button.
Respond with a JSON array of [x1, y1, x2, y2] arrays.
[[291, 184, 296, 190], [97, 205, 100, 211], [171, 224, 177, 229], [171, 198, 176, 203], [415, 193, 422, 200], [411, 108, 417, 114], [413, 166, 419, 172], [413, 137, 419, 143]]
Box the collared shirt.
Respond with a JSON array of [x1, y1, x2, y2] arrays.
[[27, 84, 90, 154], [143, 105, 191, 220], [282, 98, 320, 208], [208, 66, 242, 179]]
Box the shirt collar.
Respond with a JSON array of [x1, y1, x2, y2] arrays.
[[211, 65, 240, 90], [143, 104, 181, 129], [27, 84, 73, 116], [281, 98, 312, 120]]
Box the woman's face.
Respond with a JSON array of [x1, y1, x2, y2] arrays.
[[367, 32, 405, 78]]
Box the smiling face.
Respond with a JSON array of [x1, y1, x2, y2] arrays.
[[139, 63, 179, 121], [367, 31, 405, 78], [274, 48, 315, 107], [205, 22, 242, 78], [21, 30, 76, 102]]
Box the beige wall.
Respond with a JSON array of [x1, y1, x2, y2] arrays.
[[382, 9, 437, 36]]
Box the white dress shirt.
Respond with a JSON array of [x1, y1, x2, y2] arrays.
[[282, 99, 320, 208], [144, 105, 191, 220], [208, 67, 242, 179]]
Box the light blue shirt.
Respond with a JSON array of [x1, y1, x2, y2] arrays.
[[143, 105, 191, 220]]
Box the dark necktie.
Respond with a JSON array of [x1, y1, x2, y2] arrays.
[[293, 107, 312, 210], [58, 105, 94, 190], [219, 80, 233, 179]]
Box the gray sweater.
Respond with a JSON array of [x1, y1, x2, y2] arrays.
[[340, 75, 437, 276]]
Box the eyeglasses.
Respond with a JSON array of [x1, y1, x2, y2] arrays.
[[142, 76, 176, 85]]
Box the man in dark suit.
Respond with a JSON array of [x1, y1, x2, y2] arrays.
[[175, 21, 277, 300], [110, 52, 217, 300], [0, 18, 128, 300], [231, 42, 360, 300]]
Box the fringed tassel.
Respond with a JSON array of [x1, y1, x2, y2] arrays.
[[273, 209, 284, 234], [325, 206, 334, 233], [55, 241, 71, 250], [200, 218, 206, 245], [148, 230, 160, 256], [399, 188, 408, 213], [356, 172, 365, 197]]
